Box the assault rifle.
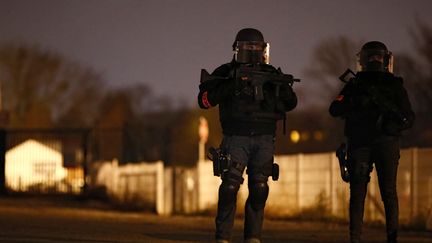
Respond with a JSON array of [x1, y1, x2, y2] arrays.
[[234, 65, 300, 101], [201, 64, 300, 101], [339, 69, 408, 125]]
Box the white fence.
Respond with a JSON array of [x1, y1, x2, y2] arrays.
[[89, 159, 172, 215], [196, 147, 432, 227], [89, 148, 432, 228]]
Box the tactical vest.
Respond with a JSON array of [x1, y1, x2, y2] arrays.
[[343, 71, 412, 140], [219, 63, 285, 126]]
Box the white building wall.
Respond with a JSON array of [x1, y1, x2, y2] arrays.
[[5, 139, 66, 191]]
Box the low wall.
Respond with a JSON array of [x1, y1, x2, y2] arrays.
[[88, 148, 432, 229], [90, 159, 172, 215], [197, 147, 432, 226]]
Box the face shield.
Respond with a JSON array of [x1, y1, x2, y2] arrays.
[[356, 48, 393, 73], [234, 41, 270, 64]]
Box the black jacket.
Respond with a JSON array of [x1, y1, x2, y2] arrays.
[[329, 71, 414, 144], [198, 61, 297, 136]]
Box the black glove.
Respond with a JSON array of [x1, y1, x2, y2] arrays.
[[279, 84, 295, 100]]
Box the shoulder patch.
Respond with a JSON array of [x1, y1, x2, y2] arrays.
[[335, 95, 344, 101], [201, 91, 212, 108]]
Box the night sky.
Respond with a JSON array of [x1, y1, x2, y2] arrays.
[[1, 0, 431, 108]]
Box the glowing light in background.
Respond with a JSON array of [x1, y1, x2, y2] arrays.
[[300, 131, 310, 141], [313, 130, 324, 141], [290, 130, 300, 143]]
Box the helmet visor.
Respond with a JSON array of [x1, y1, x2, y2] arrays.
[[234, 41, 269, 64], [356, 49, 393, 73]]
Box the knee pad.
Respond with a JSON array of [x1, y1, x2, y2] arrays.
[[248, 182, 269, 210], [218, 180, 240, 208], [350, 163, 372, 184]]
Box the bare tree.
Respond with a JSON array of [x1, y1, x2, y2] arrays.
[[397, 20, 432, 114], [92, 83, 192, 163], [301, 36, 362, 108], [0, 43, 106, 127], [395, 20, 432, 146]]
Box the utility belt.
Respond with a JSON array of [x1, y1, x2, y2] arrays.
[[207, 147, 279, 181], [231, 112, 284, 122]]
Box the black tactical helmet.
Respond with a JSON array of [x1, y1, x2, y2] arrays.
[[232, 28, 269, 64], [232, 28, 265, 49], [361, 41, 388, 51], [357, 41, 393, 72]]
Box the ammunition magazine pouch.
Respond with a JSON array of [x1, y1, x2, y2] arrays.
[[208, 147, 245, 184], [272, 163, 279, 181], [246, 161, 279, 181]]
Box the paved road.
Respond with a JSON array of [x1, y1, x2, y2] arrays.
[[0, 196, 430, 243]]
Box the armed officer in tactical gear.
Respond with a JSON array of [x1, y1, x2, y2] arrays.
[[329, 41, 414, 243], [198, 28, 297, 243]]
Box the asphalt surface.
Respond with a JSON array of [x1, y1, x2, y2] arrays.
[[0, 196, 430, 243]]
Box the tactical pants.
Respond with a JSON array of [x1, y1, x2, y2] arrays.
[[348, 138, 400, 243], [215, 135, 274, 241]]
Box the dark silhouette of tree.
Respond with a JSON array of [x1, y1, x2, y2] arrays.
[[396, 20, 432, 115], [276, 37, 362, 154], [302, 36, 362, 108], [0, 43, 107, 194], [93, 83, 152, 162], [395, 20, 432, 146], [91, 83, 199, 165], [0, 43, 106, 127]]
